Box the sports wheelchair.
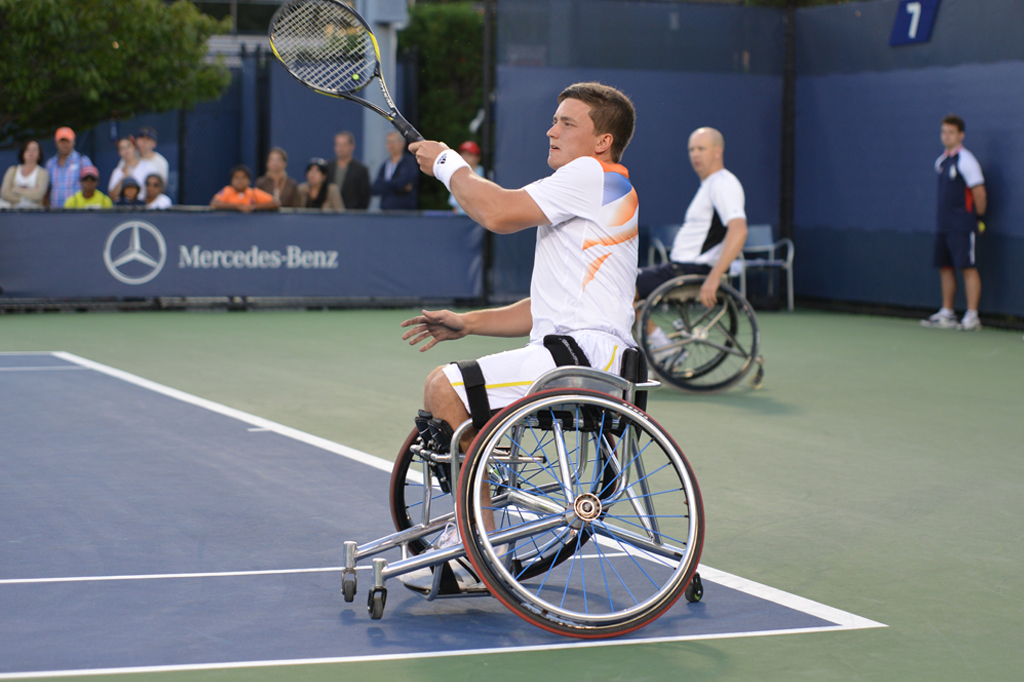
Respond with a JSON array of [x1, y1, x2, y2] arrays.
[[637, 275, 765, 393], [341, 348, 705, 639]]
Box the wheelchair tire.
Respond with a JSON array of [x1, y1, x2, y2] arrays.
[[640, 276, 760, 393], [389, 428, 454, 555], [456, 388, 704, 638]]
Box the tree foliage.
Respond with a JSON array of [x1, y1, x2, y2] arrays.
[[0, 0, 231, 148], [398, 2, 484, 210]]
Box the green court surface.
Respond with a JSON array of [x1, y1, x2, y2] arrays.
[[2, 308, 1021, 682]]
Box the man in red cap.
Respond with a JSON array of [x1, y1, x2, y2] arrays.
[[448, 141, 484, 214], [45, 127, 94, 208], [63, 165, 113, 209]]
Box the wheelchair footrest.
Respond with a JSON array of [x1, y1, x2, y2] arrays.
[[397, 559, 489, 598]]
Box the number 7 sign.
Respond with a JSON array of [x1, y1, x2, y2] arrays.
[[890, 0, 941, 46]]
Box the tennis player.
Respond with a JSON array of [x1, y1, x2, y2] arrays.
[[403, 81, 639, 462]]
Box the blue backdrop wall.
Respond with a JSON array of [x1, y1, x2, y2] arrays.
[[793, 0, 1024, 316]]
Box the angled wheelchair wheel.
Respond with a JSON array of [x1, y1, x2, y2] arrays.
[[456, 388, 704, 638], [640, 276, 760, 393], [389, 428, 455, 555]]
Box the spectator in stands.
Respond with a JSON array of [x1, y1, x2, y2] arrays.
[[298, 157, 344, 211], [64, 165, 112, 209], [921, 114, 987, 331], [108, 136, 158, 201], [635, 127, 747, 351], [372, 130, 419, 210], [1, 139, 49, 209], [143, 174, 172, 210], [328, 131, 371, 209], [210, 165, 279, 213], [45, 127, 93, 208], [448, 140, 485, 214], [256, 147, 300, 207], [114, 177, 145, 207], [135, 126, 169, 186]]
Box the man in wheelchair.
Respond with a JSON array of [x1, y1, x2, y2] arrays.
[[401, 83, 640, 584], [635, 127, 748, 354]]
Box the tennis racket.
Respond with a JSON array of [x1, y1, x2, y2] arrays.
[[268, 0, 423, 143]]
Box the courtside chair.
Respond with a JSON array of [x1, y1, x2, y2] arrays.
[[737, 224, 795, 311]]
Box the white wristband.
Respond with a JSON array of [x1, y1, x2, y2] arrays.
[[432, 149, 471, 191]]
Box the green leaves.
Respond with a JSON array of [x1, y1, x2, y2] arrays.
[[399, 2, 483, 209], [0, 0, 231, 148]]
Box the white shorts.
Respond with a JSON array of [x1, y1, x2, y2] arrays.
[[442, 333, 630, 414]]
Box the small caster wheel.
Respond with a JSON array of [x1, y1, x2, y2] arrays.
[[367, 587, 387, 619], [342, 572, 357, 603], [685, 572, 703, 603], [750, 358, 765, 389]]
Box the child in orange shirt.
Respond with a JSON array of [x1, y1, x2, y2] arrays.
[[210, 165, 280, 213]]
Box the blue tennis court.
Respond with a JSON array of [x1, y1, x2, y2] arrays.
[[0, 352, 883, 678]]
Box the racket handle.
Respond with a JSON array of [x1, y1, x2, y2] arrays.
[[392, 112, 424, 144]]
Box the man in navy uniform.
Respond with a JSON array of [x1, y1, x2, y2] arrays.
[[921, 115, 987, 331]]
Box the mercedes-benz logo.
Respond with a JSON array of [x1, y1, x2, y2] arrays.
[[103, 220, 167, 285]]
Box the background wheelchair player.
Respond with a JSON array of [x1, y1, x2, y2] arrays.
[[635, 126, 763, 392]]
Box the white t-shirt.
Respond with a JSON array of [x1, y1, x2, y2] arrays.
[[145, 194, 172, 210], [108, 158, 159, 194], [670, 168, 746, 265], [142, 152, 170, 185], [523, 156, 639, 349]]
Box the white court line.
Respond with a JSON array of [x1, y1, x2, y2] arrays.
[[0, 366, 89, 372], [0, 624, 875, 680], [0, 554, 628, 587], [0, 566, 370, 586], [51, 351, 395, 476], [0, 351, 885, 679]]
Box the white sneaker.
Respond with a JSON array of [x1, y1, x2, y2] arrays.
[[958, 315, 982, 331], [436, 522, 461, 548], [921, 311, 958, 329]]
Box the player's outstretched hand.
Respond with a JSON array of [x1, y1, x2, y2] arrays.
[[409, 141, 451, 176], [401, 309, 469, 352]]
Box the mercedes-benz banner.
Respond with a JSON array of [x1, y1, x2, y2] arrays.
[[0, 211, 484, 300]]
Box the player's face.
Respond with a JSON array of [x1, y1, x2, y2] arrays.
[[940, 124, 964, 150], [688, 132, 719, 179], [546, 98, 600, 170]]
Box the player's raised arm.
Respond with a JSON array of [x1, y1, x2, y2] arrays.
[[409, 141, 547, 234]]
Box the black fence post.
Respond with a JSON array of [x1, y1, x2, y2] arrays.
[[779, 4, 796, 242]]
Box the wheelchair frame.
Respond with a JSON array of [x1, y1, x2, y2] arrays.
[[341, 362, 706, 638]]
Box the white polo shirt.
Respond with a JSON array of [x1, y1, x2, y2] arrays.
[[670, 168, 746, 265]]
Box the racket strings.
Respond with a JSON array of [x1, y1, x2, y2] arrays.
[[271, 0, 377, 93]]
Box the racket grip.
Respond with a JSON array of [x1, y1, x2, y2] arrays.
[[392, 113, 424, 144]]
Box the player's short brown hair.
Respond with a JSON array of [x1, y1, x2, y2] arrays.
[[558, 82, 636, 163], [942, 114, 965, 132]]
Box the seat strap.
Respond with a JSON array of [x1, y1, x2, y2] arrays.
[[543, 335, 592, 368], [455, 360, 491, 431]]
